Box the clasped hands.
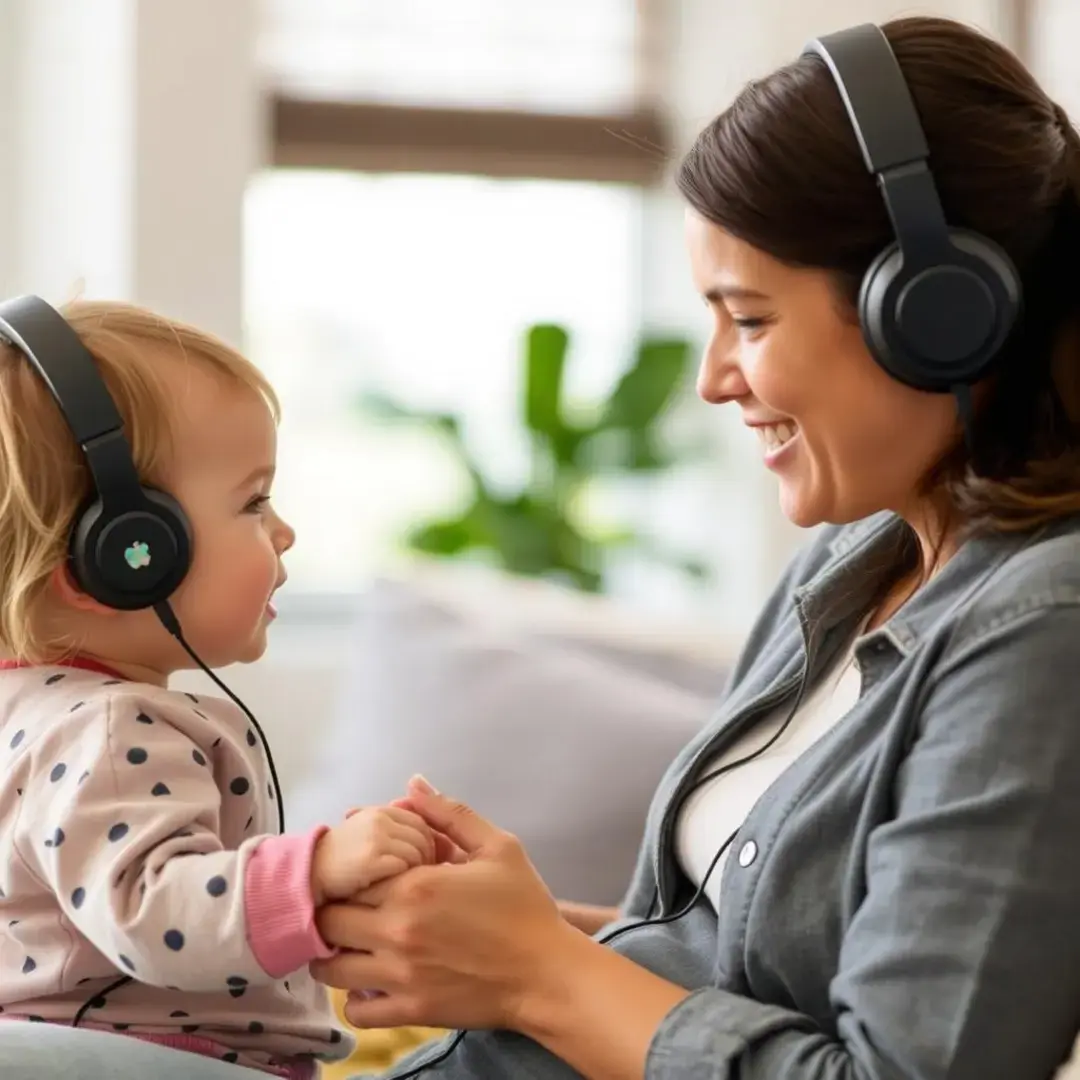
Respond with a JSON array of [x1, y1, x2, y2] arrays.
[[307, 775, 579, 1033]]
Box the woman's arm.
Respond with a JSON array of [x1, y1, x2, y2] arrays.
[[512, 923, 691, 1079], [556, 900, 620, 936]]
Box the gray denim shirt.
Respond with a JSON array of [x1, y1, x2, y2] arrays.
[[384, 512, 1080, 1080]]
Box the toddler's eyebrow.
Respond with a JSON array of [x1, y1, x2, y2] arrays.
[[234, 464, 275, 491]]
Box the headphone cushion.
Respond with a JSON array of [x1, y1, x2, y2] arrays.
[[859, 229, 1021, 391], [70, 489, 193, 610]]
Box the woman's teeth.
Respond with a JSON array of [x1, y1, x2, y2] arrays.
[[758, 422, 797, 452]]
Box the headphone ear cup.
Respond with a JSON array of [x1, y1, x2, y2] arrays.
[[142, 490, 195, 570], [859, 231, 1021, 392], [858, 241, 911, 384], [142, 487, 194, 580], [69, 496, 106, 602], [68, 488, 193, 611]]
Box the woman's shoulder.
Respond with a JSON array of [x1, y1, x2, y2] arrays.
[[956, 514, 1080, 634]]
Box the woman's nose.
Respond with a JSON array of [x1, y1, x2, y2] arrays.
[[696, 338, 749, 405]]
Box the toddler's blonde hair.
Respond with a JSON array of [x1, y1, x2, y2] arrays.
[[0, 300, 279, 662]]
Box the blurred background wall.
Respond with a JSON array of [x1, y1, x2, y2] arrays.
[[0, 1, 1072, 805]]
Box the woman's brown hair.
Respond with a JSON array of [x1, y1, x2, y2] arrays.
[[677, 16, 1080, 533]]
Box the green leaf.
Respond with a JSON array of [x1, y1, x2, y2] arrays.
[[598, 338, 691, 431], [407, 517, 477, 556], [523, 324, 570, 438]]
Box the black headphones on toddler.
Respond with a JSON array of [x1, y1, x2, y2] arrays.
[[802, 23, 1023, 403], [0, 295, 194, 611], [0, 294, 284, 832]]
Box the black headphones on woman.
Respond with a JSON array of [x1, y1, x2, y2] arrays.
[[802, 23, 1023, 395]]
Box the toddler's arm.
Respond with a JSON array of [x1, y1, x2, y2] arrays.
[[12, 693, 331, 991]]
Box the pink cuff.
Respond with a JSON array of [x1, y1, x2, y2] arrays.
[[244, 826, 335, 978]]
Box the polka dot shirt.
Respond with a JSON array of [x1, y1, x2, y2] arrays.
[[0, 664, 352, 1076]]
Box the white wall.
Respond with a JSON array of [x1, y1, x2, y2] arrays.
[[1028, 0, 1080, 115], [0, 0, 261, 344]]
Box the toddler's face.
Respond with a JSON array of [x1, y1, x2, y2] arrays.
[[161, 365, 295, 668]]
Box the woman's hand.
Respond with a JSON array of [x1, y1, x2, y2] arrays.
[[310, 776, 581, 1033], [558, 900, 620, 936]]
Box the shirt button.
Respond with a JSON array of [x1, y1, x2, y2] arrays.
[[738, 840, 758, 867]]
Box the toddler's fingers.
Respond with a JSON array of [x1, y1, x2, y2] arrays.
[[390, 819, 437, 864], [361, 851, 414, 888]]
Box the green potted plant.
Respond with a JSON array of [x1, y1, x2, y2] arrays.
[[362, 323, 708, 593]]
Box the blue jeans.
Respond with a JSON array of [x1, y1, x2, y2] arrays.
[[0, 1018, 545, 1078], [0, 1022, 273, 1080]]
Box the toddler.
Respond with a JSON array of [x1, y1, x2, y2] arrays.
[[0, 299, 436, 1078]]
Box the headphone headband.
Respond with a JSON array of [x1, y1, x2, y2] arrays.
[[803, 24, 927, 175], [0, 296, 146, 502], [0, 296, 124, 447], [803, 24, 951, 268]]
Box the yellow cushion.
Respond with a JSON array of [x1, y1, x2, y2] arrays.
[[320, 988, 444, 1079]]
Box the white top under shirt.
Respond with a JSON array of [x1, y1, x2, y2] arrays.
[[676, 627, 865, 912]]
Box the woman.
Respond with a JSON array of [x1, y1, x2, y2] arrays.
[[309, 15, 1080, 1080], [3, 12, 1080, 1080]]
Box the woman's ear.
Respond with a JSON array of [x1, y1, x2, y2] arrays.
[[48, 564, 120, 616]]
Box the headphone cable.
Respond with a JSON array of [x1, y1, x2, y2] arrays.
[[154, 601, 285, 834], [72, 602, 286, 1028]]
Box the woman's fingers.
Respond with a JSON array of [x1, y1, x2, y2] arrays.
[[309, 947, 408, 995], [399, 790, 505, 857], [392, 797, 467, 864], [433, 831, 469, 864], [407, 774, 438, 796], [316, 900, 384, 952], [343, 989, 425, 1030]]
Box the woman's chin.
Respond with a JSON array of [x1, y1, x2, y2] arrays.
[[777, 485, 824, 529]]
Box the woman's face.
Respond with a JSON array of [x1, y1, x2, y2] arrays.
[[685, 209, 959, 529]]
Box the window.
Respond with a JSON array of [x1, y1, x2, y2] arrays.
[[248, 1, 667, 597], [260, 0, 643, 114], [243, 170, 643, 594], [260, 0, 669, 186]]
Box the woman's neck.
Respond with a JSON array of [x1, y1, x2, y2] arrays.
[[865, 498, 962, 633]]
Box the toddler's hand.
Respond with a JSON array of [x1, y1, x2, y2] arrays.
[[311, 806, 436, 905]]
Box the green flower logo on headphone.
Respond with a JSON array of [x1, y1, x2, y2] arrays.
[[124, 541, 151, 570]]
